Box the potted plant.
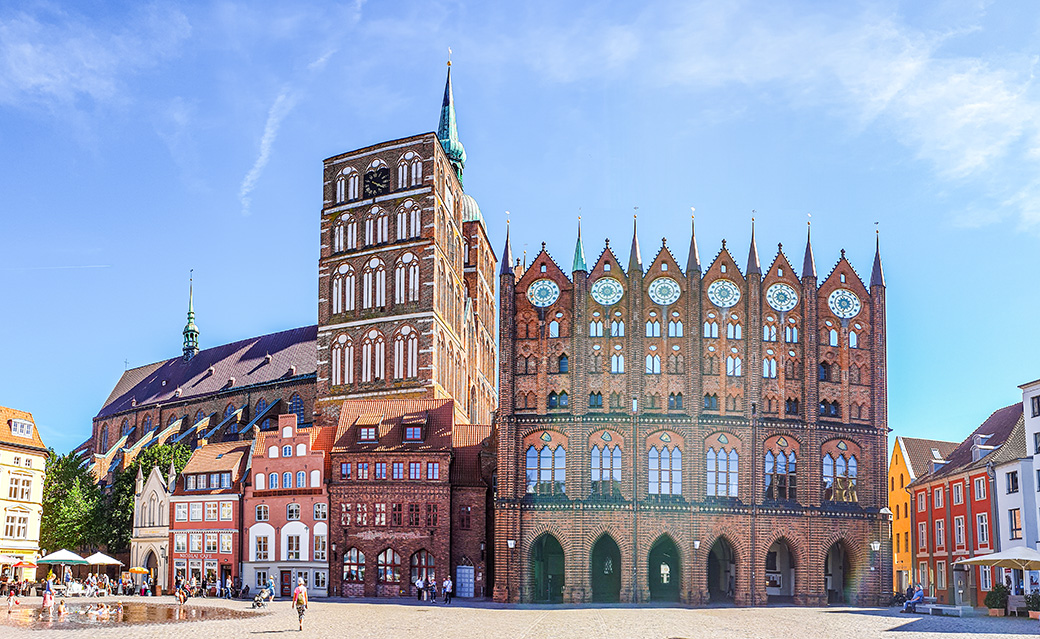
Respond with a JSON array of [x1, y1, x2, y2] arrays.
[[985, 583, 1010, 616], [1025, 591, 1040, 619]]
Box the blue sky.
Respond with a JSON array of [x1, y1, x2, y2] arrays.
[[2, 0, 1039, 454]]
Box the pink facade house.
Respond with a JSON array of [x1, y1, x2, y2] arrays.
[[243, 415, 333, 597]]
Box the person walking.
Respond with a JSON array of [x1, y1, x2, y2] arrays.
[[291, 577, 308, 632], [225, 575, 233, 599], [415, 577, 424, 601], [442, 576, 452, 605]]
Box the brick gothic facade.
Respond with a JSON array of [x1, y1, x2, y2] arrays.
[[493, 221, 892, 605]]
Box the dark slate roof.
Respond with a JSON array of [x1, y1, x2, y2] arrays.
[[912, 403, 1023, 484], [897, 436, 959, 480], [987, 416, 1027, 465], [96, 325, 317, 420]]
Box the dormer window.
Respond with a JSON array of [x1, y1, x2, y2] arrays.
[[10, 420, 32, 438], [359, 427, 377, 441], [405, 426, 422, 441]]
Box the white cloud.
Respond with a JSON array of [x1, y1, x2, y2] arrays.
[[238, 89, 297, 215], [0, 5, 190, 112]]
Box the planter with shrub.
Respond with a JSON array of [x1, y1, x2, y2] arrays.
[[985, 583, 1010, 616], [1025, 591, 1040, 619]]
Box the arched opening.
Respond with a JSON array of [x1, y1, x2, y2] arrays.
[[765, 539, 796, 604], [530, 534, 564, 602], [648, 535, 680, 602], [706, 537, 735, 603], [590, 534, 621, 602], [825, 540, 853, 604], [144, 550, 158, 587]]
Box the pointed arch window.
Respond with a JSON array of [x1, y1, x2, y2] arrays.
[[762, 358, 777, 378], [823, 452, 858, 502], [645, 354, 661, 374], [667, 353, 685, 374], [763, 324, 777, 341], [849, 364, 861, 385], [785, 398, 800, 415], [591, 444, 622, 497], [361, 330, 386, 382], [331, 336, 354, 386], [121, 418, 130, 436], [668, 393, 683, 410], [649, 445, 682, 495], [610, 353, 625, 374], [377, 548, 401, 583], [525, 444, 566, 496], [336, 175, 346, 203], [646, 320, 661, 337], [396, 200, 421, 240], [224, 403, 236, 420], [288, 393, 304, 424], [142, 415, 152, 432], [549, 320, 560, 338], [343, 548, 365, 583], [589, 320, 604, 337], [784, 359, 800, 380], [764, 450, 797, 500], [707, 448, 738, 497], [194, 410, 206, 425], [668, 320, 683, 337], [727, 322, 742, 339], [362, 258, 386, 309], [610, 320, 625, 337], [394, 254, 419, 304], [703, 393, 718, 410], [333, 218, 345, 252], [397, 160, 408, 189], [410, 549, 435, 586], [784, 325, 799, 343], [703, 321, 719, 338], [726, 356, 742, 377], [703, 355, 718, 375], [588, 392, 603, 408], [849, 331, 859, 349], [410, 155, 423, 187], [557, 354, 569, 373], [341, 169, 359, 201], [828, 328, 838, 346]]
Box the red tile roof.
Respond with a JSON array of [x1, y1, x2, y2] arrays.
[[178, 439, 252, 491], [97, 325, 316, 420], [332, 399, 456, 453], [0, 405, 47, 453], [451, 424, 492, 486], [911, 403, 1023, 484], [897, 436, 960, 480]]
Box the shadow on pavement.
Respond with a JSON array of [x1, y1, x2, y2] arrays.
[[825, 606, 1038, 634]]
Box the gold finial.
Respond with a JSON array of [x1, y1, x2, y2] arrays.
[[690, 206, 695, 220], [752, 209, 756, 224], [807, 212, 812, 227], [447, 47, 452, 66], [875, 220, 879, 236]]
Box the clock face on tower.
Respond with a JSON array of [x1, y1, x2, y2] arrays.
[[590, 277, 624, 306], [707, 279, 741, 308], [527, 279, 561, 307], [648, 277, 682, 306], [828, 288, 862, 319], [766, 283, 799, 313]]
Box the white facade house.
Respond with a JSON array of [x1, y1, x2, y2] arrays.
[[129, 462, 175, 591]]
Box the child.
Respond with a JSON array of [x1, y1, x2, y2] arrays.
[[57, 600, 67, 617], [7, 590, 19, 614]]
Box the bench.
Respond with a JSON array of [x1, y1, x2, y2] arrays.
[[1008, 594, 1028, 617], [917, 603, 967, 616]]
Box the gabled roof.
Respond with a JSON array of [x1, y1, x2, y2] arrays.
[[987, 416, 1027, 466], [450, 424, 492, 486], [332, 399, 457, 453], [911, 403, 1023, 485], [896, 436, 959, 480], [0, 405, 47, 452], [97, 325, 317, 420], [177, 440, 252, 492]]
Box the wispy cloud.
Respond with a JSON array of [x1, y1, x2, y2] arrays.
[[0, 5, 190, 113], [2, 264, 111, 271], [238, 89, 298, 215]]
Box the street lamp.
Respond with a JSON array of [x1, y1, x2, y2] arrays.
[[506, 540, 516, 601]]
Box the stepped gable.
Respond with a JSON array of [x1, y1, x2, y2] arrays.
[[914, 403, 1023, 483], [97, 325, 317, 420], [331, 399, 457, 453]]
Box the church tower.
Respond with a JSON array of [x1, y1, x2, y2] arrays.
[[182, 274, 199, 360], [315, 62, 498, 426]]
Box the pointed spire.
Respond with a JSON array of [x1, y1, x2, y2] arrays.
[[870, 228, 886, 287], [500, 218, 514, 276], [688, 211, 701, 272], [572, 217, 587, 272], [135, 465, 144, 495], [183, 271, 199, 360], [437, 59, 466, 186], [167, 459, 177, 492], [746, 217, 761, 275], [628, 215, 642, 274], [802, 221, 817, 279]]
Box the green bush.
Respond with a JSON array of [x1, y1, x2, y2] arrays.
[[985, 583, 1010, 609], [1025, 591, 1040, 612]]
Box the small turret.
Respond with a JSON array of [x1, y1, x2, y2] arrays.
[[135, 465, 144, 495], [687, 214, 701, 273], [182, 273, 199, 360], [628, 216, 642, 274], [166, 459, 177, 492], [437, 61, 466, 185], [747, 218, 761, 276], [870, 230, 885, 288], [572, 218, 587, 272], [802, 222, 817, 279]]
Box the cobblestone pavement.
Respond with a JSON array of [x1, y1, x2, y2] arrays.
[[2, 595, 1037, 638]]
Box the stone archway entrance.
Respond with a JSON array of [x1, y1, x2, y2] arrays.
[[825, 541, 852, 605], [707, 537, 735, 603], [590, 535, 621, 602], [766, 539, 795, 603], [530, 534, 564, 602], [648, 535, 680, 602]]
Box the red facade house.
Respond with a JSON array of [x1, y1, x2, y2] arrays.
[[169, 438, 252, 590], [909, 404, 1022, 606]]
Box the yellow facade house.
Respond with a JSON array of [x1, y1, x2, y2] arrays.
[[0, 406, 48, 581], [888, 436, 958, 592]]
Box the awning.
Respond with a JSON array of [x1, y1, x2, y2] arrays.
[[955, 546, 1040, 571]]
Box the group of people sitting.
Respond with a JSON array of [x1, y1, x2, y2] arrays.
[[173, 575, 240, 603]]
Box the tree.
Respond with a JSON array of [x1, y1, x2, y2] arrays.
[[100, 443, 191, 553], [40, 450, 101, 553]]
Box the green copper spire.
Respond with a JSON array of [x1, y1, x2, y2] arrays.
[[437, 61, 466, 186], [183, 271, 199, 360], [572, 217, 587, 272]]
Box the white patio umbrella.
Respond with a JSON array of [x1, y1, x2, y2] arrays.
[[85, 551, 123, 577], [955, 546, 1040, 571], [37, 549, 88, 565]]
